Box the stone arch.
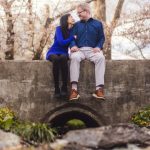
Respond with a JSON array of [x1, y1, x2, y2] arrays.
[[42, 103, 104, 127]]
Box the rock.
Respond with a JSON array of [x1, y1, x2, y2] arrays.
[[61, 123, 150, 149], [50, 140, 68, 150], [0, 129, 21, 150], [97, 124, 150, 148], [50, 139, 92, 150], [50, 141, 89, 150]]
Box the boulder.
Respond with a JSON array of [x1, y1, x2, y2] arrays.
[[0, 129, 21, 150], [59, 124, 150, 149]]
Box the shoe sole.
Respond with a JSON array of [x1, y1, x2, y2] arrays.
[[69, 95, 80, 101], [92, 93, 105, 100]]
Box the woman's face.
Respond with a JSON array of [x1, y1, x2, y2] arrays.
[[67, 15, 75, 25]]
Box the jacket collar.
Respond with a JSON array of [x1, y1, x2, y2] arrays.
[[80, 17, 93, 23]]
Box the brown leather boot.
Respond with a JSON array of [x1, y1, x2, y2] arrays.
[[69, 89, 80, 101], [92, 88, 105, 100]]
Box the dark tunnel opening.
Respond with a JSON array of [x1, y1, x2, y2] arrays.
[[49, 111, 100, 135]]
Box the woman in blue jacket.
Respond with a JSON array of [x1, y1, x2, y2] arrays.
[[46, 14, 75, 98]]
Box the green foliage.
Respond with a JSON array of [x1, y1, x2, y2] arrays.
[[17, 122, 56, 143], [0, 107, 16, 131], [131, 106, 150, 127], [0, 107, 15, 120], [66, 119, 86, 130], [0, 107, 57, 143]]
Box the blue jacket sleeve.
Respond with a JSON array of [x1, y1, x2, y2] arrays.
[[56, 27, 74, 46], [96, 22, 105, 49], [69, 24, 78, 48]]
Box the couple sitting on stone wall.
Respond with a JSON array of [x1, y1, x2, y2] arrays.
[[46, 3, 105, 101]]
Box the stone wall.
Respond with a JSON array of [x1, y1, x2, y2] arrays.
[[0, 60, 149, 125]]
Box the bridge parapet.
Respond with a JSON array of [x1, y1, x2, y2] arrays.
[[0, 60, 149, 126]]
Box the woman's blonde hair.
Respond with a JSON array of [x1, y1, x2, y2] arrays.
[[77, 3, 91, 13]]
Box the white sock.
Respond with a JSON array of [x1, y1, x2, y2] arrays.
[[72, 83, 77, 90], [96, 86, 102, 90]]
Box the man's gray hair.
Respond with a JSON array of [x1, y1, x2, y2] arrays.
[[77, 3, 91, 13]]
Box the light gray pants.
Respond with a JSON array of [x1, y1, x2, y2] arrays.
[[70, 47, 105, 86]]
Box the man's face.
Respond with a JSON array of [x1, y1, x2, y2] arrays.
[[77, 7, 88, 20]]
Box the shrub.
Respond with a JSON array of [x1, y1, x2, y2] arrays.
[[131, 105, 150, 127], [16, 122, 56, 143], [0, 107, 15, 131], [0, 107, 57, 143]]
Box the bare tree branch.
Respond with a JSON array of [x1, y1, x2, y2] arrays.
[[53, 0, 95, 20], [9, 0, 15, 6], [13, 0, 26, 23], [112, 0, 125, 25], [0, 0, 7, 8], [52, 0, 61, 16], [124, 36, 146, 59]]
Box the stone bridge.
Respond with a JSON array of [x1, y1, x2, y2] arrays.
[[0, 60, 149, 127]]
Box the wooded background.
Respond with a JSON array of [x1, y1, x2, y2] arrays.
[[0, 0, 149, 60]]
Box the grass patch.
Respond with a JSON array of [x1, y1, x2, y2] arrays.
[[66, 119, 86, 130]]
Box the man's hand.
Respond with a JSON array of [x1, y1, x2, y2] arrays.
[[92, 47, 101, 53], [74, 35, 77, 39], [70, 46, 79, 52]]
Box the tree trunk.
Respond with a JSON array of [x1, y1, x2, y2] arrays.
[[32, 5, 51, 60], [94, 0, 125, 59], [32, 18, 53, 60], [32, 30, 48, 60], [94, 0, 106, 22], [5, 11, 14, 60], [104, 26, 112, 59], [27, 0, 34, 52], [0, 0, 15, 60]]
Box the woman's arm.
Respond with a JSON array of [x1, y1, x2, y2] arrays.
[[70, 23, 78, 48], [56, 27, 74, 46]]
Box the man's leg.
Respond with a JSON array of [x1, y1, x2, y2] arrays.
[[69, 51, 85, 100], [70, 51, 85, 84], [87, 51, 106, 99]]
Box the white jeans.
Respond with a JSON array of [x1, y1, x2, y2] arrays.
[[69, 47, 105, 86]]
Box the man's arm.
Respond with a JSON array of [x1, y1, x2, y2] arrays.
[[96, 22, 105, 50]]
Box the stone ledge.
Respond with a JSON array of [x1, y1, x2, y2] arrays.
[[0, 60, 149, 125]]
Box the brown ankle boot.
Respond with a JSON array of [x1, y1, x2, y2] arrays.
[[92, 88, 105, 100], [69, 89, 80, 101]]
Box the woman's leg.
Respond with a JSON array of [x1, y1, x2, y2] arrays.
[[49, 55, 60, 95], [59, 55, 68, 95]]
